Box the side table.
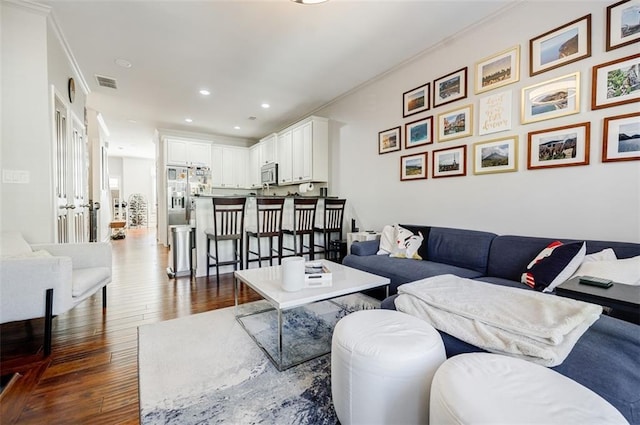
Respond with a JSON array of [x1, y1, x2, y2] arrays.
[[555, 276, 640, 324]]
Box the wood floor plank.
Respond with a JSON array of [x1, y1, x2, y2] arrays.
[[0, 228, 261, 424]]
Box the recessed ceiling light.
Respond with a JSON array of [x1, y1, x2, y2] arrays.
[[261, 103, 270, 109], [185, 118, 193, 123], [234, 126, 241, 130], [115, 58, 132, 68], [199, 89, 211, 96]]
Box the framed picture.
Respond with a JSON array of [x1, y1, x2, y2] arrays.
[[478, 90, 512, 136], [433, 67, 468, 108], [473, 136, 519, 175], [606, 0, 640, 51], [400, 152, 428, 181], [437, 104, 473, 142], [529, 14, 591, 76], [527, 122, 590, 170], [378, 126, 401, 154], [432, 145, 467, 178], [603, 111, 640, 162], [404, 116, 433, 149], [475, 45, 520, 94], [403, 83, 430, 117], [521, 72, 580, 124], [591, 53, 640, 110]]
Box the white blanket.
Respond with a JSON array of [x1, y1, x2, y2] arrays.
[[395, 275, 602, 367]]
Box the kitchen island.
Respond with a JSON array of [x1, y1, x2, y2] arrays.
[[193, 195, 333, 277]]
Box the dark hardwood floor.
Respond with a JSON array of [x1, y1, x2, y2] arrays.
[[0, 228, 261, 424]]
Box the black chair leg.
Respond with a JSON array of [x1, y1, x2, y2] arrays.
[[44, 288, 53, 356], [206, 238, 211, 277], [102, 286, 107, 309]]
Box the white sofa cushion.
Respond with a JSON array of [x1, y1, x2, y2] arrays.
[[72, 267, 111, 298]]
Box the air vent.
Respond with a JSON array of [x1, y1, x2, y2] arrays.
[[95, 75, 117, 89]]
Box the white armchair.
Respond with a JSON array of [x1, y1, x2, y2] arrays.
[[0, 232, 112, 355]]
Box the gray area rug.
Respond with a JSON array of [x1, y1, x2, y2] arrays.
[[138, 294, 379, 424]]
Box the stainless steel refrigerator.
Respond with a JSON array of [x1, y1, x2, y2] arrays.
[[166, 166, 212, 227]]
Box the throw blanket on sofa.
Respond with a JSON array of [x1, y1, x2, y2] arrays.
[[395, 275, 602, 367]]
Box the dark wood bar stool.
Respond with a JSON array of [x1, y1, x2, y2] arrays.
[[205, 197, 246, 285], [313, 198, 346, 259], [282, 198, 318, 260], [245, 197, 285, 268]]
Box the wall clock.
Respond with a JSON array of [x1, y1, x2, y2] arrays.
[[68, 77, 76, 103]]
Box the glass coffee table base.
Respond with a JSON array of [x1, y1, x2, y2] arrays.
[[236, 295, 377, 371]]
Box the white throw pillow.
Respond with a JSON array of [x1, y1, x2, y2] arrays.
[[0, 231, 32, 257], [583, 248, 617, 263], [376, 225, 397, 255], [571, 256, 640, 286]]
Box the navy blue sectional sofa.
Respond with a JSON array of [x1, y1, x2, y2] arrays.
[[343, 225, 640, 424]]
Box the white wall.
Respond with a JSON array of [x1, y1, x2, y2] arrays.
[[122, 157, 155, 227], [1, 2, 53, 242], [317, 1, 639, 243]]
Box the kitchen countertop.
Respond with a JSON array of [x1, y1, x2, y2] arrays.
[[193, 194, 335, 199]]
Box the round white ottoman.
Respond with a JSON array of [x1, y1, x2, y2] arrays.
[[430, 353, 628, 425], [331, 309, 446, 425]]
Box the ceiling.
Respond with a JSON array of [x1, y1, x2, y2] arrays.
[[43, 0, 513, 159]]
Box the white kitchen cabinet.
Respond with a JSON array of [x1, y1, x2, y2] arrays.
[[292, 121, 313, 182], [248, 144, 261, 189], [277, 130, 293, 185], [166, 139, 188, 165], [210, 145, 224, 187], [187, 142, 212, 167], [259, 133, 277, 165], [212, 146, 249, 189], [166, 139, 212, 168], [279, 116, 328, 185]]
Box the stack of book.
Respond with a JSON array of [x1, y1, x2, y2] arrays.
[[304, 262, 332, 288]]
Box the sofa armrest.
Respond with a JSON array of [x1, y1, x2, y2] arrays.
[[0, 256, 75, 322], [32, 242, 112, 270], [350, 240, 380, 256]]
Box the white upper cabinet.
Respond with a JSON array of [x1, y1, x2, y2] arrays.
[[187, 142, 212, 167], [210, 145, 224, 187], [248, 144, 261, 189], [280, 116, 328, 184], [166, 139, 188, 165], [166, 139, 212, 168], [216, 145, 248, 189], [292, 121, 313, 182], [259, 133, 277, 165], [277, 130, 293, 185]]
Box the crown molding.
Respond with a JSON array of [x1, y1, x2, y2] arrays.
[[3, 0, 50, 15], [46, 9, 91, 96], [3, 1, 91, 96]]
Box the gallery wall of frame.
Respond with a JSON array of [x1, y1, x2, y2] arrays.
[[379, 0, 640, 182]]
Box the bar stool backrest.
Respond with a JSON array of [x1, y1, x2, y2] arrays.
[[292, 198, 318, 234], [212, 197, 246, 238], [255, 198, 285, 236], [322, 198, 346, 232]]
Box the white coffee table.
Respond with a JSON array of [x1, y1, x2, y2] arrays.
[[233, 260, 390, 370]]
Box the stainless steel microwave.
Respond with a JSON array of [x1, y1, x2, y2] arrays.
[[261, 163, 278, 186]]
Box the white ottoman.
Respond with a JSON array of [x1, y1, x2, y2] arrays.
[[430, 353, 629, 425], [331, 309, 446, 425]]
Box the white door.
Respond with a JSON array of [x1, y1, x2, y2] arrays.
[[54, 95, 89, 243]]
